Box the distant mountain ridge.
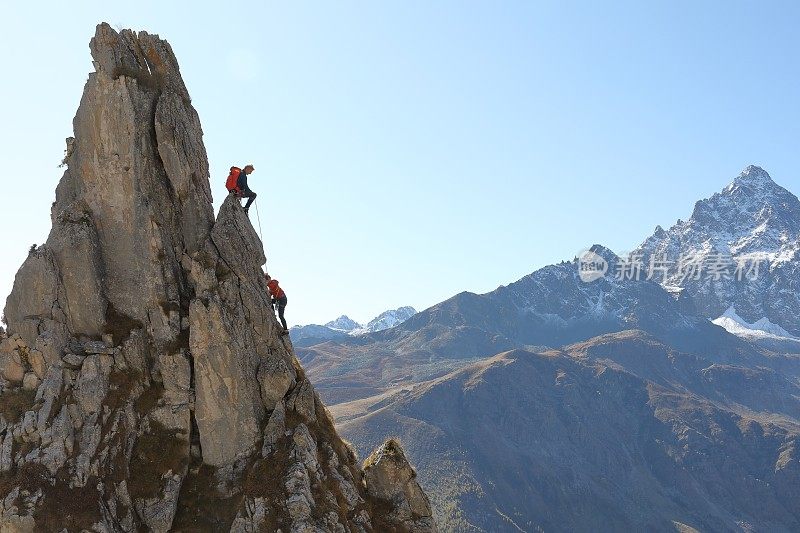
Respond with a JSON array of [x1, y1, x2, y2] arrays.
[[291, 306, 417, 346]]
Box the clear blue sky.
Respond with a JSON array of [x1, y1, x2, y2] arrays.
[[1, 1, 798, 325]]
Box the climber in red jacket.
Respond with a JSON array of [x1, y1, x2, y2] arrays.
[[265, 274, 288, 332], [225, 164, 257, 213]]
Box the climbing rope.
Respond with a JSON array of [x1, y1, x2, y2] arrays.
[[254, 199, 264, 242]]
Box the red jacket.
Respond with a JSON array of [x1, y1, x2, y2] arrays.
[[267, 279, 286, 299]]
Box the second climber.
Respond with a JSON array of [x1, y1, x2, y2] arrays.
[[265, 274, 288, 333]]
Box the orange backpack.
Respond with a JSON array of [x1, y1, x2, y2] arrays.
[[226, 167, 242, 194]]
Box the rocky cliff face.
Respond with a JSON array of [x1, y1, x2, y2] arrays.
[[0, 23, 435, 533]]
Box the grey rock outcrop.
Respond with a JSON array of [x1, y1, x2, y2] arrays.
[[0, 336, 25, 383], [0, 23, 434, 532], [363, 440, 436, 532]]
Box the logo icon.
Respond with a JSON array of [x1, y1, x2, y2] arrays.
[[578, 250, 608, 283]]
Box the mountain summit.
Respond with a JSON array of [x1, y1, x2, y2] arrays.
[[731, 164, 776, 188], [0, 23, 435, 532], [325, 316, 362, 331], [635, 165, 800, 333], [641, 165, 800, 257], [356, 307, 418, 335]]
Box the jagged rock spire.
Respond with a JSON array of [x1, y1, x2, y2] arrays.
[[0, 23, 435, 532]]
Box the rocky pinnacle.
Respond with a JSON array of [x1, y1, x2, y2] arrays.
[[0, 23, 435, 532]]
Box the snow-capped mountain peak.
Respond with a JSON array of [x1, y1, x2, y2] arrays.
[[634, 165, 800, 336], [691, 166, 797, 228], [292, 307, 418, 344], [324, 315, 362, 332], [728, 165, 775, 191], [352, 306, 417, 335], [637, 166, 800, 260]]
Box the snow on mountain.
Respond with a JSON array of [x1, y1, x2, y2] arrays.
[[351, 306, 417, 334], [712, 306, 799, 340], [637, 166, 800, 268], [291, 307, 418, 345], [324, 315, 362, 332], [634, 165, 800, 335]]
